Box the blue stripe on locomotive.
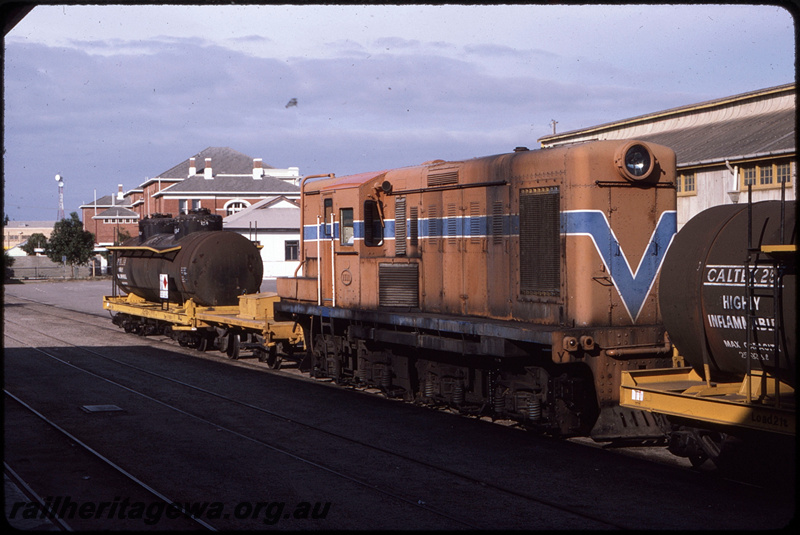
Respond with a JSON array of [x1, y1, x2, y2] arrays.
[[303, 210, 676, 321]]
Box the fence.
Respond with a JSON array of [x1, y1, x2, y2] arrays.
[[6, 256, 105, 280]]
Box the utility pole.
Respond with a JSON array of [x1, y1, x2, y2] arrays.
[[55, 174, 65, 220], [550, 119, 558, 135]]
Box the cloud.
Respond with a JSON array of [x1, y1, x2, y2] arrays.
[[3, 3, 795, 221]]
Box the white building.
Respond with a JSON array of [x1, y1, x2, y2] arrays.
[[223, 196, 301, 279]]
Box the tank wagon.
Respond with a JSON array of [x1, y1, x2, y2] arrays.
[[274, 139, 678, 440], [621, 198, 795, 466], [105, 210, 301, 362], [111, 209, 263, 306]]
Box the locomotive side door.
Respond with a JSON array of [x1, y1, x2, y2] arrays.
[[317, 194, 334, 306], [441, 188, 465, 315], [486, 184, 511, 318]]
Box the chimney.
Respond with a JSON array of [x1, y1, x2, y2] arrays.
[[117, 184, 124, 201], [204, 158, 213, 180], [253, 158, 263, 180], [188, 157, 196, 176]]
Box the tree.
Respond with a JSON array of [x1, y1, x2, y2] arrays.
[[20, 232, 48, 255], [3, 249, 15, 280], [44, 212, 95, 266]]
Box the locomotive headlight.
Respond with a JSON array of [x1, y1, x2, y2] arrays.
[[616, 142, 655, 181]]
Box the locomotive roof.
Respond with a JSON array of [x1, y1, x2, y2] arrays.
[[314, 170, 389, 192]]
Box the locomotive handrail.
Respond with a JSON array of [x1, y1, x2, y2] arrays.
[[391, 179, 508, 196], [299, 174, 335, 274]]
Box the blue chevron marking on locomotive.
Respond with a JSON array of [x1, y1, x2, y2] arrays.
[[561, 210, 677, 322]]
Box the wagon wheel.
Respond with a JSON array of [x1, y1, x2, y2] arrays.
[[266, 345, 283, 370], [216, 332, 229, 353], [226, 332, 241, 360], [197, 333, 211, 352]]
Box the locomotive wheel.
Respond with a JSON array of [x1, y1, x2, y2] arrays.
[[226, 333, 241, 360], [198, 334, 211, 352]]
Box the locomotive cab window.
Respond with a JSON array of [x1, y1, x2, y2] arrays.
[[340, 208, 354, 246], [364, 200, 384, 247], [323, 198, 334, 237]]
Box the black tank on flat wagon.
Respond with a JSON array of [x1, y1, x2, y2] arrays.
[[111, 209, 263, 306]]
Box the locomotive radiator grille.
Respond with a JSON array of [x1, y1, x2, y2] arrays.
[[519, 187, 560, 295], [427, 169, 459, 187], [379, 263, 419, 308], [395, 196, 407, 256]]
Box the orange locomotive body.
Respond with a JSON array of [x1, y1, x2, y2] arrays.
[[276, 139, 677, 440]]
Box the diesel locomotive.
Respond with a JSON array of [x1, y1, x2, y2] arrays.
[[273, 139, 678, 441]]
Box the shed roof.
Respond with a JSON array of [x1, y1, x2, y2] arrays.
[[636, 108, 795, 166]]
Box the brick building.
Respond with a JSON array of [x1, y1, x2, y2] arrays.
[[81, 147, 301, 247], [80, 185, 139, 246], [133, 147, 300, 219]]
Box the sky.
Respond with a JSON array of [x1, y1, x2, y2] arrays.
[[3, 3, 795, 222]]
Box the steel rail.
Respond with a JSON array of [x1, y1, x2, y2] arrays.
[[3, 388, 218, 531], [4, 309, 628, 529]]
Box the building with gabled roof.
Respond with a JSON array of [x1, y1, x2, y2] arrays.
[[134, 146, 300, 219], [538, 83, 796, 228], [80, 184, 139, 247], [81, 147, 301, 249], [223, 196, 301, 279]]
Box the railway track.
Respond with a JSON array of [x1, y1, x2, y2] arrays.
[[4, 391, 217, 531], [4, 292, 794, 529], [3, 299, 625, 529]]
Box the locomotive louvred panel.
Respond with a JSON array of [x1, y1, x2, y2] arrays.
[[409, 207, 419, 246], [395, 196, 407, 256], [519, 187, 560, 295], [428, 205, 440, 245], [379, 263, 419, 307], [447, 203, 458, 244], [427, 169, 459, 187], [470, 201, 481, 243], [492, 201, 504, 245]]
